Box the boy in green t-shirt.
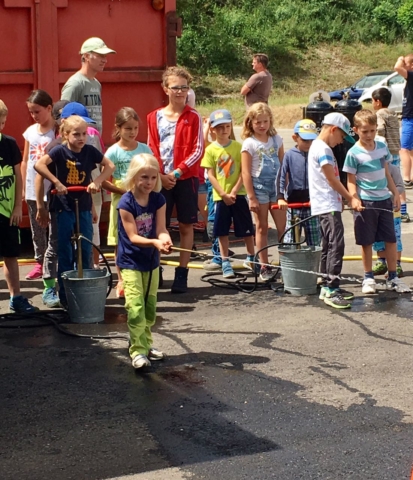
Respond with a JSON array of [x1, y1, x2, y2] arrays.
[[0, 100, 38, 313], [201, 109, 255, 278]]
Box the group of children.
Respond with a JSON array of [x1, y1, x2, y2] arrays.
[[0, 63, 411, 369]]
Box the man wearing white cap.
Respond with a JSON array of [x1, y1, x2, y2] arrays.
[[61, 37, 116, 134]]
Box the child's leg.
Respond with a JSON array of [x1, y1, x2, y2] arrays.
[[319, 212, 344, 289], [57, 210, 75, 301], [244, 235, 255, 256], [283, 209, 294, 243], [142, 268, 159, 351], [92, 203, 102, 267], [269, 207, 286, 242], [302, 209, 321, 246], [3, 257, 20, 297], [385, 242, 397, 272], [43, 210, 58, 285], [26, 199, 47, 264], [218, 235, 230, 259], [123, 268, 157, 358], [79, 211, 93, 270], [254, 203, 270, 264], [361, 245, 373, 274]]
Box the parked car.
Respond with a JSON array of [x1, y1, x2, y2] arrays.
[[328, 71, 393, 101], [358, 71, 405, 113]]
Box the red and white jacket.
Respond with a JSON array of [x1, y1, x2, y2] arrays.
[[147, 105, 204, 180]]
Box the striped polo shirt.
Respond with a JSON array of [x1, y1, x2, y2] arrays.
[[343, 140, 392, 201]]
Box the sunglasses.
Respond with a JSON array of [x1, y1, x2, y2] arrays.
[[168, 85, 190, 92]]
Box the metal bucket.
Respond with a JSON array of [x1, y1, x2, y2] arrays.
[[278, 246, 322, 295], [61, 269, 110, 323]]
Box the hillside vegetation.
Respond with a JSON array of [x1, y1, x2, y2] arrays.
[[176, 1, 413, 126]]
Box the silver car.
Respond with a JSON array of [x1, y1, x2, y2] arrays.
[[358, 71, 405, 113]]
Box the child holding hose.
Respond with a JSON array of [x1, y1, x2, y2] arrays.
[[117, 154, 172, 370], [34, 115, 115, 308]]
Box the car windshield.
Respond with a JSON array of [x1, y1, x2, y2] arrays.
[[353, 74, 389, 89]]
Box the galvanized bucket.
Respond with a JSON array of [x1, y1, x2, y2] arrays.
[[61, 269, 110, 323], [278, 246, 322, 295]]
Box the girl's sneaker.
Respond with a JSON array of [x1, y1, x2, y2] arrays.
[[42, 287, 61, 308], [386, 277, 411, 293], [132, 354, 151, 369], [116, 281, 125, 298], [259, 265, 276, 282], [148, 347, 165, 361], [222, 260, 235, 279], [25, 263, 43, 280]]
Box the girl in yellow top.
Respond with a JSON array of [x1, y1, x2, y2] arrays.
[[103, 107, 152, 298]]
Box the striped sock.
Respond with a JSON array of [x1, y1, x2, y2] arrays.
[[401, 203, 407, 215]]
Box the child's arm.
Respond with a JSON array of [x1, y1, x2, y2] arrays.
[[34, 173, 49, 228], [203, 118, 213, 148], [207, 168, 235, 206], [119, 207, 171, 253], [21, 140, 29, 201], [376, 112, 386, 138], [385, 163, 401, 211], [277, 155, 289, 210], [241, 151, 259, 213], [275, 143, 285, 204], [322, 165, 362, 210], [34, 154, 67, 195], [230, 173, 244, 197], [394, 56, 409, 79], [88, 156, 115, 193], [101, 179, 126, 195], [155, 203, 173, 253], [11, 165, 23, 227], [91, 203, 98, 224]]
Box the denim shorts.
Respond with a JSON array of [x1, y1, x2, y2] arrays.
[[373, 216, 402, 252], [401, 118, 413, 150], [198, 182, 208, 194], [252, 177, 277, 204]]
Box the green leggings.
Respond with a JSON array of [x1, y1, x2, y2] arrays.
[[121, 268, 159, 359]]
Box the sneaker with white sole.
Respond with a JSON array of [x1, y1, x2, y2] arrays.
[[323, 292, 352, 309], [132, 354, 151, 369], [259, 265, 277, 282], [386, 277, 411, 293], [362, 278, 377, 294], [319, 286, 354, 300], [222, 260, 236, 279], [148, 347, 165, 361], [203, 259, 222, 271]]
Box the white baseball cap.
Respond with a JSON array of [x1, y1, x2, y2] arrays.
[[80, 37, 116, 55], [322, 112, 355, 144]]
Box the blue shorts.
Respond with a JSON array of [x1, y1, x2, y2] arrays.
[[401, 118, 413, 150], [198, 182, 208, 194], [353, 199, 396, 246], [252, 177, 277, 204], [373, 216, 402, 252], [391, 154, 400, 166], [213, 196, 254, 238]]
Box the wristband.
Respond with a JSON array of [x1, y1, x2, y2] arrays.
[[173, 170, 181, 179]]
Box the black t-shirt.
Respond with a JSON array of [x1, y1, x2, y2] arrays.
[[0, 134, 22, 218], [402, 71, 413, 118], [47, 143, 103, 211]]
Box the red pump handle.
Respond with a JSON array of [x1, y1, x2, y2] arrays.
[[271, 202, 311, 210], [50, 186, 88, 195]]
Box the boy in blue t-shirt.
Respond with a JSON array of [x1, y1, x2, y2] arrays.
[[343, 109, 411, 294]]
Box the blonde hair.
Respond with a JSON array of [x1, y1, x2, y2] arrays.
[[353, 109, 377, 127], [59, 115, 87, 145], [123, 153, 162, 192], [241, 102, 277, 139], [0, 100, 8, 117]]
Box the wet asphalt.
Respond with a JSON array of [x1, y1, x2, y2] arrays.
[[1, 157, 413, 478]]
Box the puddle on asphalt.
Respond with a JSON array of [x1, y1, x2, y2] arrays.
[[342, 293, 413, 318]]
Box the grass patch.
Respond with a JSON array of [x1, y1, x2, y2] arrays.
[[193, 42, 413, 127]]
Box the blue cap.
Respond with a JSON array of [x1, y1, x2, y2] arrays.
[[61, 102, 96, 124], [210, 109, 232, 128]]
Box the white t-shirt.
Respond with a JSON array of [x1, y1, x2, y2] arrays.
[[241, 135, 283, 178], [308, 139, 342, 216], [22, 124, 54, 201], [157, 110, 176, 174]]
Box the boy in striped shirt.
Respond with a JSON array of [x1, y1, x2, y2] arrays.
[[343, 110, 411, 294]]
